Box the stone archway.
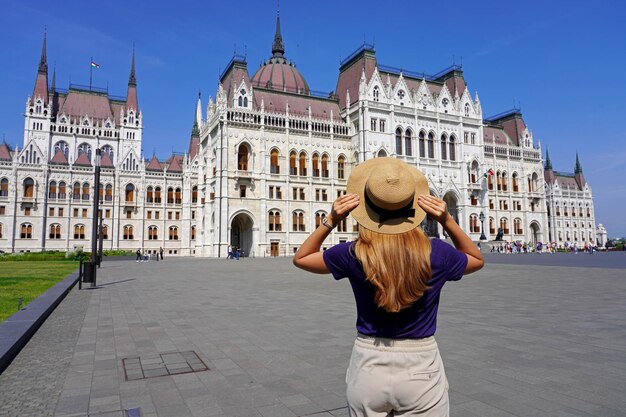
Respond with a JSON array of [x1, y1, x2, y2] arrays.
[[421, 191, 440, 238], [529, 222, 541, 245], [443, 191, 459, 224], [230, 213, 254, 257]]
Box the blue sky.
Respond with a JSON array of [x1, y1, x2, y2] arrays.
[[1, 0, 625, 236]]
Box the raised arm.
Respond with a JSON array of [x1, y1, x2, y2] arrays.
[[418, 194, 484, 274], [293, 193, 360, 274]]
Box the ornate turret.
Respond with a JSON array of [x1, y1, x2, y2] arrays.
[[126, 47, 138, 111], [188, 96, 201, 160], [574, 152, 586, 189], [272, 9, 285, 57], [32, 32, 49, 105], [544, 148, 555, 184], [544, 148, 553, 170]]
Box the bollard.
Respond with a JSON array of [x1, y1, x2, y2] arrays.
[[17, 297, 23, 311]]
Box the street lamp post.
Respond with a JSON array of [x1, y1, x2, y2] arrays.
[[90, 148, 101, 288], [479, 211, 487, 241]]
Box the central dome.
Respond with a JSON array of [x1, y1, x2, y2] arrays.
[[250, 12, 310, 95]]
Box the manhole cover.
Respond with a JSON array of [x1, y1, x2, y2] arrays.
[[122, 351, 209, 381]]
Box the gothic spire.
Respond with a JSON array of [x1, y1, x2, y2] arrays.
[[544, 148, 552, 170], [128, 45, 137, 86], [271, 8, 285, 57], [38, 30, 48, 73], [575, 152, 583, 174]]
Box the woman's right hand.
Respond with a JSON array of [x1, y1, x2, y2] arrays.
[[417, 194, 450, 225], [329, 193, 360, 225]]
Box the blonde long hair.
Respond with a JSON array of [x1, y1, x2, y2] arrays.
[[355, 226, 432, 313]]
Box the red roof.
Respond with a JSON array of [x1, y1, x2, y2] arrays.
[[100, 152, 114, 167], [336, 51, 377, 110], [74, 152, 92, 166], [58, 90, 114, 123], [188, 138, 200, 161], [253, 89, 342, 121], [483, 126, 512, 146], [251, 57, 310, 95], [49, 149, 68, 164], [146, 155, 163, 171], [166, 155, 183, 172], [0, 143, 12, 161], [501, 117, 527, 147]]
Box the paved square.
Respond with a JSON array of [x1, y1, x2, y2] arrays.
[[1, 253, 625, 417]]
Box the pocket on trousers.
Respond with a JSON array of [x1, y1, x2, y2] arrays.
[[410, 368, 440, 381]]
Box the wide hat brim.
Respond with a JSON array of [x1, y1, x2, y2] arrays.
[[347, 157, 429, 234]]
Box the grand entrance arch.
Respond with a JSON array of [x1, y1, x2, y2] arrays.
[[529, 222, 541, 245], [230, 213, 254, 257]]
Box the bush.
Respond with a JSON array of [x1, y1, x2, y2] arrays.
[[0, 251, 69, 262], [65, 249, 89, 262], [102, 249, 134, 257]]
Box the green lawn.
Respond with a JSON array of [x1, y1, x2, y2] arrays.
[[0, 261, 79, 323]]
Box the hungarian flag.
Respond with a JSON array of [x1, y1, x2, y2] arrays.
[[90, 61, 100, 69], [483, 168, 494, 178]]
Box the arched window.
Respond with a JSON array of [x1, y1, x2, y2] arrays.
[[512, 173, 519, 192], [146, 186, 154, 203], [270, 149, 280, 174], [82, 182, 90, 201], [449, 135, 456, 161], [489, 217, 495, 235], [77, 143, 92, 161], [23, 178, 34, 198], [148, 225, 158, 240], [377, 149, 387, 158], [238, 144, 249, 171], [299, 152, 307, 176], [0, 178, 8, 197], [405, 129, 412, 156], [154, 187, 161, 203], [315, 212, 327, 228], [312, 153, 320, 177], [514, 218, 523, 235], [464, 103, 470, 117], [125, 184, 135, 203], [501, 172, 508, 192], [101, 225, 108, 240], [49, 181, 57, 199], [167, 187, 174, 204], [419, 131, 426, 158], [321, 154, 329, 178], [175, 188, 182, 204], [20, 223, 33, 239], [238, 89, 248, 108], [268, 210, 282, 231], [73, 182, 81, 200], [98, 183, 104, 202], [192, 186, 198, 203], [191, 226, 196, 240], [292, 211, 305, 232], [54, 141, 69, 159], [169, 226, 179, 240], [337, 156, 345, 179], [73, 224, 85, 239], [102, 145, 114, 162], [395, 128, 403, 155], [469, 214, 480, 233], [440, 134, 447, 161], [373, 86, 380, 102], [470, 161, 479, 184], [289, 151, 297, 176], [59, 181, 67, 199], [0, 223, 3, 239], [427, 132, 435, 159], [123, 225, 134, 240], [49, 224, 61, 239], [105, 184, 112, 201], [500, 218, 509, 234]]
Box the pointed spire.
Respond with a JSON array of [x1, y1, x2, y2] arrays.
[[544, 148, 552, 170], [271, 7, 285, 57], [38, 30, 48, 74], [128, 45, 137, 86], [195, 91, 203, 129], [575, 152, 583, 174]]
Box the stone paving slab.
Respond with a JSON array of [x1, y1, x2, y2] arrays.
[[0, 255, 625, 417]]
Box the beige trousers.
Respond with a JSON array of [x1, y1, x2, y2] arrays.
[[346, 334, 449, 417]]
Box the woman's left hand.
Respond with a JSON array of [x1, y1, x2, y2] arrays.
[[329, 193, 360, 225]]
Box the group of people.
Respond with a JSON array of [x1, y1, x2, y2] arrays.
[[293, 157, 484, 416], [490, 240, 598, 254], [135, 247, 164, 262], [227, 245, 241, 260]]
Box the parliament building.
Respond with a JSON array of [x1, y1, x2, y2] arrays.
[[0, 15, 600, 256]]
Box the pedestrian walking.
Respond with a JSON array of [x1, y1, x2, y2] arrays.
[[293, 158, 484, 417], [235, 246, 241, 260], [227, 245, 233, 259], [135, 248, 141, 262], [159, 246, 164, 261]]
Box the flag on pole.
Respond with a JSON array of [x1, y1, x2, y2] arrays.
[[90, 61, 100, 69], [483, 168, 494, 178]]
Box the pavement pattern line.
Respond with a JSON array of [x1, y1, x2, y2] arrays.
[[0, 255, 624, 417]]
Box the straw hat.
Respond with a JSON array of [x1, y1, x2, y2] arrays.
[[347, 157, 429, 234]]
